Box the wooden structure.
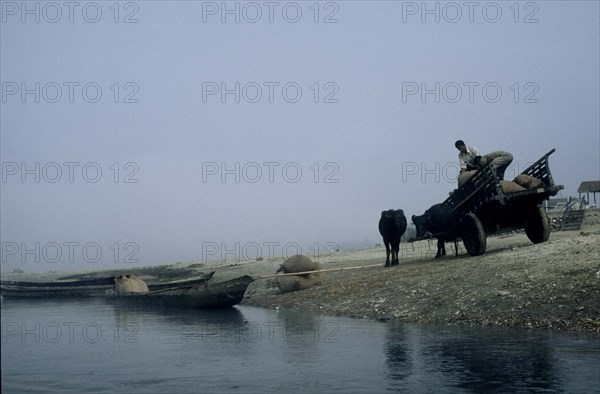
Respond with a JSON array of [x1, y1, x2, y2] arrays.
[[577, 181, 600, 205], [561, 209, 586, 231]]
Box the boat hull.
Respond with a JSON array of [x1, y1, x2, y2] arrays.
[[0, 273, 215, 298], [106, 275, 256, 309]]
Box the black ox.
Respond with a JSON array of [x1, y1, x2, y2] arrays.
[[378, 209, 407, 267], [411, 203, 459, 258]]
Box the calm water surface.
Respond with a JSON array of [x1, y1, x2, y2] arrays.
[[1, 298, 599, 393]]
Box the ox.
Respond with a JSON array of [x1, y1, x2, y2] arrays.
[[412, 203, 459, 258], [378, 209, 407, 267]]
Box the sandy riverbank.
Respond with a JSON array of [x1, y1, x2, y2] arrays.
[[3, 225, 599, 332], [241, 225, 600, 332]]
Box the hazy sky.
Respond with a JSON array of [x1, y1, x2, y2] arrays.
[[1, 1, 599, 273]]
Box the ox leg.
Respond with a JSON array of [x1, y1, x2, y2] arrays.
[[384, 241, 391, 267], [435, 238, 446, 259], [454, 239, 458, 256], [392, 243, 400, 266]]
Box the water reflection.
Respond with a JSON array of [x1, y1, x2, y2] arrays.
[[384, 323, 569, 392], [108, 303, 246, 333], [384, 323, 413, 382], [2, 298, 598, 393], [275, 309, 320, 365], [434, 329, 558, 392], [107, 303, 339, 366]]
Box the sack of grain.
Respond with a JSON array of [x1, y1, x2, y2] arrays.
[[274, 255, 322, 292], [113, 275, 149, 294], [457, 170, 477, 187], [513, 174, 544, 189], [499, 180, 527, 193], [277, 254, 320, 274], [276, 274, 322, 293]]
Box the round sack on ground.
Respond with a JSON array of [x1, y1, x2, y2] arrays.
[[277, 254, 320, 274], [113, 275, 149, 294], [276, 274, 322, 293]]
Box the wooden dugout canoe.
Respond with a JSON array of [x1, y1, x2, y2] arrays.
[[105, 275, 256, 309], [0, 272, 215, 298]]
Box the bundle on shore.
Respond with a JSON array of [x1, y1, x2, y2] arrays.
[[275, 255, 322, 293]]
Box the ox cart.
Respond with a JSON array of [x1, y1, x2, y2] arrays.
[[410, 149, 564, 256]]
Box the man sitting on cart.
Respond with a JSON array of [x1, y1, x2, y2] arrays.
[[455, 140, 480, 173], [456, 140, 513, 180], [474, 151, 513, 181]]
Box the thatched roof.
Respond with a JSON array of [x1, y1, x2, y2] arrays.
[[577, 181, 600, 193]]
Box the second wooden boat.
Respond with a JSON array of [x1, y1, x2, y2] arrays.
[[0, 272, 215, 298]]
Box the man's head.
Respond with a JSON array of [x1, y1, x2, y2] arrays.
[[455, 140, 467, 153]]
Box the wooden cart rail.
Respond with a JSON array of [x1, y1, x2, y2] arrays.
[[443, 149, 561, 221]]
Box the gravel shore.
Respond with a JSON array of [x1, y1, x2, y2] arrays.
[[242, 226, 600, 332], [3, 224, 599, 332]]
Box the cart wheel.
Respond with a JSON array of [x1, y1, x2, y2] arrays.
[[525, 205, 550, 244], [461, 213, 486, 256]]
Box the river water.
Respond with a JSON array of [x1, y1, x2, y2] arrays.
[[1, 298, 599, 393]]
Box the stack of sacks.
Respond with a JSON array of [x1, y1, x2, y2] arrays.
[[458, 172, 544, 191], [500, 174, 545, 193], [513, 174, 544, 189], [499, 180, 527, 193], [275, 255, 322, 293], [457, 170, 477, 187], [113, 274, 149, 294]]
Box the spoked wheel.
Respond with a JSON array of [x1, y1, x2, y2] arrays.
[[461, 213, 486, 256], [525, 205, 551, 244]]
